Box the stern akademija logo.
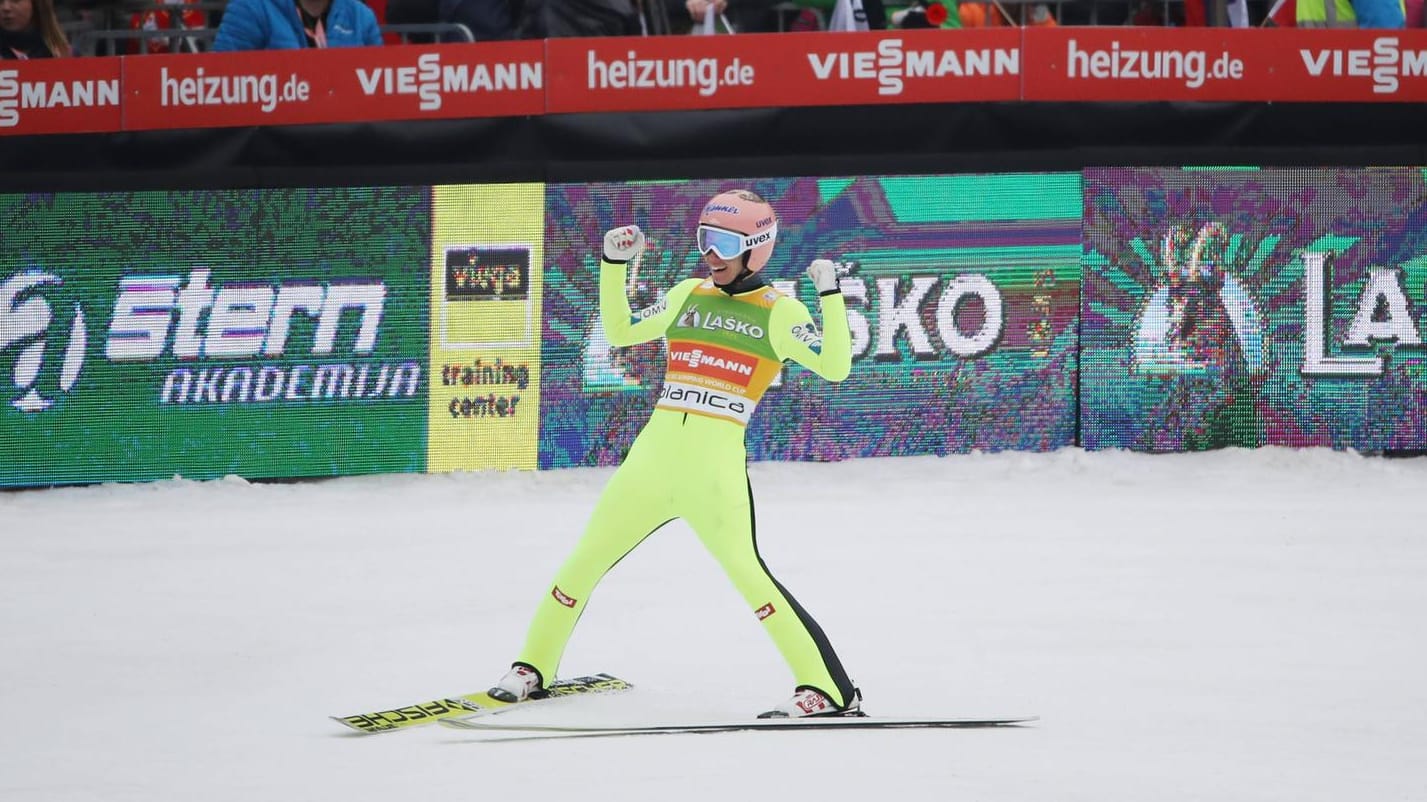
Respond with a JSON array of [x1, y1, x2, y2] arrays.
[[1, 270, 87, 413]]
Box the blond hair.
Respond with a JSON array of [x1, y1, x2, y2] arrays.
[[27, 0, 70, 57]]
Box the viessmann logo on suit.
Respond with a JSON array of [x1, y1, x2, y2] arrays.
[[666, 341, 757, 387]]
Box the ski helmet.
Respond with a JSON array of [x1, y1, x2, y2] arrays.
[[696, 190, 778, 272]]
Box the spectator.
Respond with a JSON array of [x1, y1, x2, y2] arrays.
[[890, 0, 959, 27], [957, 0, 1054, 24], [439, 0, 514, 38], [0, 0, 70, 58], [212, 0, 382, 50], [518, 0, 640, 36], [127, 0, 208, 54], [1296, 0, 1405, 24], [384, 0, 515, 40], [687, 0, 778, 30], [678, 0, 883, 32]]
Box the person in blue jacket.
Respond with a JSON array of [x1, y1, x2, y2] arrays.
[[212, 0, 382, 50]]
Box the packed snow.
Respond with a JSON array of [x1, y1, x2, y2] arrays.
[[2, 448, 1425, 801]]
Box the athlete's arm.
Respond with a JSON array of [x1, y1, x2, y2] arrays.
[[769, 291, 852, 382], [599, 261, 701, 347]]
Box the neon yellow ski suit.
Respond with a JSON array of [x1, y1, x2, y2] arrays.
[[514, 257, 856, 707]]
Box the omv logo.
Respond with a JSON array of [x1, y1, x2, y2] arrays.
[[1, 270, 87, 413]]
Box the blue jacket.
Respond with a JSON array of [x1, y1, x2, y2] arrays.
[[213, 0, 382, 51]]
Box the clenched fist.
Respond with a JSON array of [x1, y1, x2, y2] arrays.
[[604, 225, 645, 263], [806, 259, 840, 294]]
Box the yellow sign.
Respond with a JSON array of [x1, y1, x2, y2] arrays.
[[428, 184, 544, 471]]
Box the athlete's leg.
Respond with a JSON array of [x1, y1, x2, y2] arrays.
[[683, 462, 856, 708], [514, 445, 675, 682]]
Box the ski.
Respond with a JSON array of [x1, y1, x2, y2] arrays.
[[439, 714, 1038, 738], [331, 673, 632, 734]]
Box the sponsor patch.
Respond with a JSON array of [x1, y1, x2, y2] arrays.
[[666, 341, 757, 387], [675, 307, 765, 339], [552, 586, 577, 608], [755, 602, 776, 620], [633, 298, 668, 321], [656, 379, 754, 425], [790, 322, 822, 350]]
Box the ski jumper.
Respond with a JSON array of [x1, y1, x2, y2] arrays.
[[514, 256, 856, 707]]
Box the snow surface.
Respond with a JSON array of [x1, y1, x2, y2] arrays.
[[3, 448, 1426, 801]]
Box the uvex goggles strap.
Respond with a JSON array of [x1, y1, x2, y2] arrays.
[[696, 223, 777, 260]]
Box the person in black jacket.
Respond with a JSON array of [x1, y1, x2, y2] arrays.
[[0, 0, 69, 58]]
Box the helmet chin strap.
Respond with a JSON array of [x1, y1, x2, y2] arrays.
[[717, 255, 762, 295]]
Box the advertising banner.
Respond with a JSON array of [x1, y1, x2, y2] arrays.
[[1023, 28, 1427, 102], [0, 187, 431, 486], [544, 29, 1021, 113], [9, 30, 1427, 138], [0, 58, 123, 136], [120, 41, 543, 131], [1267, 31, 1427, 101], [539, 174, 1081, 469], [1081, 167, 1427, 452], [427, 184, 544, 472]]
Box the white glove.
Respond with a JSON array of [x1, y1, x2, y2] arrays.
[[603, 225, 645, 263], [807, 259, 840, 293]]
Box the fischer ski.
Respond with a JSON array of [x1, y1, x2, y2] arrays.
[[439, 714, 1038, 738], [331, 673, 632, 734]]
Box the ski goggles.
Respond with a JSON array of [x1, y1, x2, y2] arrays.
[[696, 223, 777, 260]]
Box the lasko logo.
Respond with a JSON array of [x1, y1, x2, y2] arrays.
[[1131, 224, 1266, 377], [676, 307, 765, 339], [807, 38, 1018, 96], [0, 70, 120, 128], [106, 268, 421, 406], [1299, 249, 1427, 376], [1, 271, 87, 413], [356, 53, 543, 111], [1299, 37, 1427, 94]]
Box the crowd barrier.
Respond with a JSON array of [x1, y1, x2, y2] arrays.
[[4, 168, 1425, 487], [5, 28, 1427, 137]]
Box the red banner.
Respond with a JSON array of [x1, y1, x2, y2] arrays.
[[7, 30, 1427, 137], [1023, 28, 1427, 102], [121, 41, 544, 131], [0, 58, 123, 136], [546, 29, 1020, 113], [1263, 30, 1427, 102]]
